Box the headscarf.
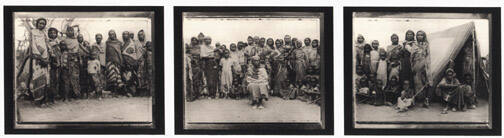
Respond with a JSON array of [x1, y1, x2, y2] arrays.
[[405, 30, 415, 41], [416, 30, 428, 43], [356, 34, 365, 44]]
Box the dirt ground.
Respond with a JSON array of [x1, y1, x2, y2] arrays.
[[18, 96, 152, 122], [185, 97, 321, 123], [355, 99, 489, 123]]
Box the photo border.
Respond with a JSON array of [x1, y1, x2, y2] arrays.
[[4, 6, 165, 134], [174, 6, 334, 135], [343, 7, 501, 135]]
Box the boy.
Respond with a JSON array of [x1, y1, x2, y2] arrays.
[[88, 51, 103, 99]]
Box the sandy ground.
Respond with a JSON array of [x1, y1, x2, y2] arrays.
[[185, 97, 321, 123], [18, 97, 152, 122], [355, 99, 489, 123]]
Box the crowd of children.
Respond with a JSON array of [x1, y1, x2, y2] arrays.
[[354, 31, 477, 114], [185, 33, 321, 109]]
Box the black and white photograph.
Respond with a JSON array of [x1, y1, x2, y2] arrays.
[[174, 7, 333, 135], [4, 6, 164, 134], [344, 7, 501, 135]]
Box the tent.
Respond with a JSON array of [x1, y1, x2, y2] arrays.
[[428, 22, 490, 98]]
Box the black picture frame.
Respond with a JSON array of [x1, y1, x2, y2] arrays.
[[174, 6, 333, 135], [344, 7, 501, 135], [4, 6, 165, 134]]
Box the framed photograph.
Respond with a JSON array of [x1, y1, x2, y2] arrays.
[[4, 6, 164, 134], [174, 7, 333, 135], [344, 7, 501, 135]]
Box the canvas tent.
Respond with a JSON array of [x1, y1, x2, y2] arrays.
[[428, 22, 490, 98]]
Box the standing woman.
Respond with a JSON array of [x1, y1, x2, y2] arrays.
[[28, 18, 50, 106], [399, 30, 415, 89], [105, 30, 124, 96], [411, 30, 432, 107]]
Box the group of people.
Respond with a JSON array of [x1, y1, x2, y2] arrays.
[[354, 30, 477, 114], [17, 18, 153, 107], [185, 33, 321, 109]]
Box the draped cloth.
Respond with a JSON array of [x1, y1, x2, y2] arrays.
[[29, 29, 50, 103], [106, 39, 123, 89], [411, 42, 431, 95], [247, 65, 269, 101]]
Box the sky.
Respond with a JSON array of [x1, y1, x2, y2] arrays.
[[183, 17, 320, 46], [353, 18, 490, 57]]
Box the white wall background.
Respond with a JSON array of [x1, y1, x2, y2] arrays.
[[14, 17, 151, 50], [183, 17, 320, 46], [1, 0, 503, 138]]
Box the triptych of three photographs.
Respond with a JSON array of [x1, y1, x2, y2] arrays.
[[2, 6, 501, 135]]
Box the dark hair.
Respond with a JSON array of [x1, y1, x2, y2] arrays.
[[48, 27, 58, 33]]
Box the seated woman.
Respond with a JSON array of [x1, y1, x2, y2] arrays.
[[246, 55, 269, 109], [436, 68, 464, 114]]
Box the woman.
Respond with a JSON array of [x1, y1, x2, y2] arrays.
[[292, 41, 308, 84], [399, 30, 415, 89], [105, 30, 124, 96], [273, 39, 289, 97], [411, 30, 431, 107], [28, 18, 50, 106], [247, 56, 269, 109], [188, 37, 202, 101]]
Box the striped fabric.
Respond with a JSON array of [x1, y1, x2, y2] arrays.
[[106, 62, 122, 87]]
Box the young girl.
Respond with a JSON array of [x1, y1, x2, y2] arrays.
[[219, 50, 235, 99]]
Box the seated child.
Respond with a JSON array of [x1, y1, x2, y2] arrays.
[[396, 80, 414, 112], [383, 76, 401, 105], [462, 74, 477, 109]]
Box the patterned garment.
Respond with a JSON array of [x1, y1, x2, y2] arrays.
[[106, 62, 122, 89]]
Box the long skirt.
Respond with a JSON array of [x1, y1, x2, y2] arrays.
[[248, 83, 269, 101], [294, 60, 306, 83], [106, 62, 122, 93], [273, 62, 289, 96], [201, 58, 218, 97], [30, 59, 50, 104], [62, 58, 81, 100]]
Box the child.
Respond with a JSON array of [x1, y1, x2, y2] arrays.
[[376, 49, 388, 87], [360, 44, 372, 75], [370, 40, 380, 73], [219, 49, 234, 99], [373, 80, 385, 106], [397, 80, 414, 112], [298, 78, 311, 102], [88, 51, 103, 99], [287, 83, 298, 100], [383, 76, 401, 105], [462, 74, 477, 109]]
